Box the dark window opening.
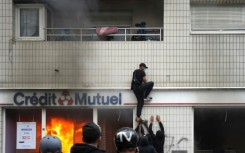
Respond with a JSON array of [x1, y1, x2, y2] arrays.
[[195, 108, 245, 153]]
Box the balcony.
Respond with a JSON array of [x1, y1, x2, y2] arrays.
[[44, 27, 163, 41]]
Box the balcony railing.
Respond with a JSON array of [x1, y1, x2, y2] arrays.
[[44, 27, 163, 41]]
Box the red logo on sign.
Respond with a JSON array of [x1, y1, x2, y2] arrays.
[[58, 91, 73, 105]]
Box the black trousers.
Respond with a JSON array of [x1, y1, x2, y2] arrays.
[[133, 81, 154, 117]]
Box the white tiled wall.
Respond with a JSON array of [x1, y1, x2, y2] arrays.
[[140, 106, 193, 153], [0, 0, 245, 88], [0, 0, 13, 88]]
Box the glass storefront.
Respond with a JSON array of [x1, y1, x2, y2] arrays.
[[5, 108, 133, 153]]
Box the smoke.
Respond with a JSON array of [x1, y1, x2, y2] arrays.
[[44, 0, 99, 28], [45, 0, 99, 13]]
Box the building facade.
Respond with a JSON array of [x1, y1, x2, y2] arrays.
[[0, 0, 245, 153]]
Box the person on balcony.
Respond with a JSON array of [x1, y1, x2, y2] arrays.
[[131, 63, 154, 120], [131, 22, 147, 41], [136, 22, 146, 36]]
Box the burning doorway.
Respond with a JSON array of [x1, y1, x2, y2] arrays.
[[46, 109, 93, 153]]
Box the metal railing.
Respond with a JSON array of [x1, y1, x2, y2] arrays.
[[44, 27, 163, 41]]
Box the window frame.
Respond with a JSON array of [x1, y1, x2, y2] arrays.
[[190, 4, 245, 35], [15, 4, 46, 41]]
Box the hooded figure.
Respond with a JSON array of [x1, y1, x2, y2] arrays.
[[139, 136, 157, 153], [149, 121, 165, 153], [146, 134, 153, 145]]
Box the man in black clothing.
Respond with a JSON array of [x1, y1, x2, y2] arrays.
[[149, 115, 165, 153], [131, 63, 154, 119], [139, 135, 158, 153], [135, 117, 149, 138], [70, 122, 105, 153]]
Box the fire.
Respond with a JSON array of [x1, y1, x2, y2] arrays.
[[46, 118, 75, 153], [46, 117, 86, 153]]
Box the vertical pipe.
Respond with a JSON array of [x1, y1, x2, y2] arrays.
[[2, 108, 6, 153], [125, 28, 127, 41], [41, 108, 46, 138], [133, 107, 136, 129], [160, 28, 162, 41], [81, 29, 83, 41], [45, 29, 47, 41], [192, 107, 195, 153], [93, 108, 98, 124]]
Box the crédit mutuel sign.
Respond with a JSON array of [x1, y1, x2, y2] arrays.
[[13, 91, 122, 106]]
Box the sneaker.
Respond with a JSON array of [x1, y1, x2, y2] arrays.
[[144, 97, 152, 101]]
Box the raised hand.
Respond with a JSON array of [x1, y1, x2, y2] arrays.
[[156, 115, 161, 122], [150, 115, 154, 123]]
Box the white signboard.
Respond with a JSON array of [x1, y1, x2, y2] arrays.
[[0, 89, 244, 106], [16, 122, 36, 149]]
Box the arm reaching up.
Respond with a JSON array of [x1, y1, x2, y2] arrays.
[[156, 115, 164, 132], [156, 115, 165, 145], [159, 122, 165, 135], [149, 115, 156, 140]]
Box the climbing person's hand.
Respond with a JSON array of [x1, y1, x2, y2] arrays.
[[135, 117, 141, 124]]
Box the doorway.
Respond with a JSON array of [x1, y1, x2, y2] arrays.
[[194, 108, 245, 153], [98, 109, 133, 153]]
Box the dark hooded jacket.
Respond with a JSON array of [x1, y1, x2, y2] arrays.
[[149, 122, 165, 153], [70, 143, 105, 153], [139, 136, 158, 153]]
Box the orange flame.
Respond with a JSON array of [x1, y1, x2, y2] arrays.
[[46, 118, 74, 153], [46, 118, 86, 153]]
